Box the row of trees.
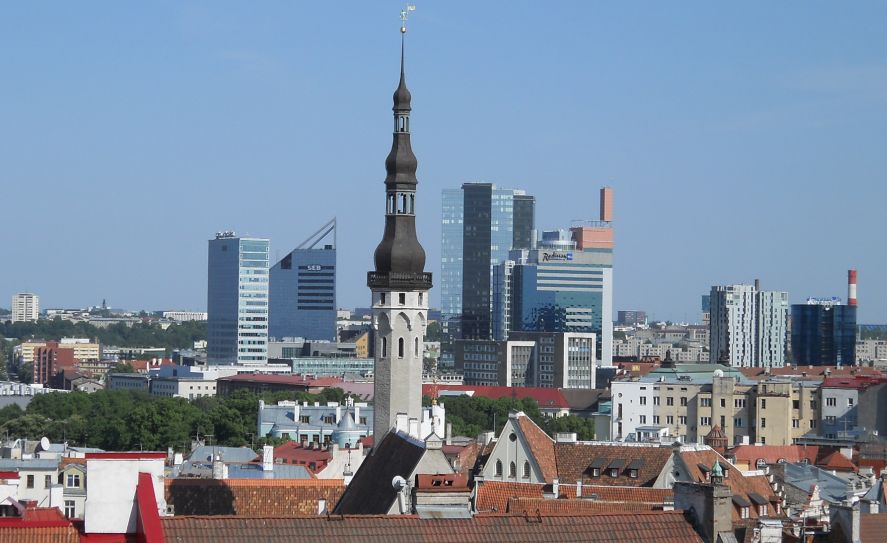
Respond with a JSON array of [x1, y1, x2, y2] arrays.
[[0, 387, 346, 452], [0, 319, 207, 353], [0, 386, 593, 453]]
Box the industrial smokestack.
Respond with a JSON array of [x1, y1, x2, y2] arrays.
[[848, 269, 858, 306]]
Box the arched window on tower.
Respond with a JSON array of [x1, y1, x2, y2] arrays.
[[509, 462, 517, 478], [409, 194, 415, 214], [398, 337, 404, 358], [523, 461, 530, 478], [495, 460, 503, 477], [400, 193, 408, 214], [387, 194, 396, 214], [381, 337, 387, 358], [414, 337, 419, 357]]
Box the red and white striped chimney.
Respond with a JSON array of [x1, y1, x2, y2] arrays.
[[848, 269, 857, 306]]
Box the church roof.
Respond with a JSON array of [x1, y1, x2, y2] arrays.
[[333, 431, 426, 514]]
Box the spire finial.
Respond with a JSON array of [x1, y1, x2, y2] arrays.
[[400, 5, 415, 34]]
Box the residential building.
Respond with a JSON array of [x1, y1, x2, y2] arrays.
[[610, 362, 822, 445], [150, 376, 217, 399], [792, 299, 857, 366], [258, 399, 374, 443], [11, 293, 39, 323], [454, 332, 596, 389], [440, 183, 535, 342], [285, 357, 374, 377], [32, 341, 77, 386], [856, 339, 887, 363], [207, 232, 270, 365], [709, 282, 788, 367], [269, 219, 337, 341], [57, 338, 100, 361], [161, 311, 208, 322]]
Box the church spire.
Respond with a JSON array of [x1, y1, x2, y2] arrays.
[[369, 7, 430, 288]]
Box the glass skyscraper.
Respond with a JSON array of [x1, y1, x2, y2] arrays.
[[440, 183, 535, 342], [269, 220, 336, 341], [791, 302, 856, 366], [207, 233, 269, 365]]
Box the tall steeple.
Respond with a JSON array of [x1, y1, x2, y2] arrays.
[[369, 15, 430, 286], [368, 9, 431, 442]]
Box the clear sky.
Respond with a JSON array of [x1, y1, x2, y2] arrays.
[[2, 2, 885, 323]]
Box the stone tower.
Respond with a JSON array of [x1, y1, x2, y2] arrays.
[[367, 24, 432, 442]]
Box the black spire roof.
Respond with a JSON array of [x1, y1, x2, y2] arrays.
[[368, 30, 432, 291]]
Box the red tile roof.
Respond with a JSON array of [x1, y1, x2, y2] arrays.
[[273, 442, 332, 471], [160, 511, 704, 543], [165, 478, 345, 517], [555, 443, 673, 487], [422, 384, 570, 409], [506, 497, 661, 515], [822, 376, 887, 390], [516, 416, 558, 483], [578, 485, 674, 504], [676, 448, 782, 523], [861, 512, 887, 543], [818, 450, 857, 472], [0, 506, 79, 543], [728, 445, 820, 466], [475, 481, 545, 513], [219, 374, 313, 385]]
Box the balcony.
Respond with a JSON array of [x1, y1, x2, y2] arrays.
[[367, 271, 433, 290]]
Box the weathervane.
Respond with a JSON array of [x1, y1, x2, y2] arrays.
[[400, 4, 416, 33]]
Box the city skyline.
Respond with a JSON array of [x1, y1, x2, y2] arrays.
[[2, 3, 885, 322]]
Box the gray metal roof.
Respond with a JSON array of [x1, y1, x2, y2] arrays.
[[188, 446, 257, 464], [0, 458, 59, 470]]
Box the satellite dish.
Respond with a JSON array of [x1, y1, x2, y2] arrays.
[[713, 369, 724, 377], [39, 437, 50, 451], [392, 475, 407, 491]]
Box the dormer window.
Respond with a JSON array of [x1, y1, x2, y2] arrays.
[[741, 506, 750, 519], [590, 468, 600, 477], [608, 468, 619, 478]]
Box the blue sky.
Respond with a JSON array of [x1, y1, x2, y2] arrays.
[[2, 2, 885, 323]]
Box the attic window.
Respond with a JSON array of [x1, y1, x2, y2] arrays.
[[590, 468, 600, 477], [628, 469, 638, 478]]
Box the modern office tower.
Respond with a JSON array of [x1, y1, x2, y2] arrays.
[[709, 282, 788, 367], [269, 219, 336, 341], [493, 187, 614, 365], [617, 310, 647, 326], [367, 32, 432, 440], [440, 183, 535, 342], [11, 293, 39, 323], [501, 229, 614, 366], [791, 273, 859, 366], [207, 232, 270, 365]]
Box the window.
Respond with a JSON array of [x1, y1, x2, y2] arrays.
[[27, 475, 34, 488], [792, 419, 799, 428], [793, 400, 800, 410], [523, 461, 530, 478], [826, 397, 836, 407], [667, 416, 674, 425], [848, 398, 854, 407], [760, 418, 766, 428], [639, 415, 646, 424], [734, 417, 743, 428], [590, 467, 600, 477], [653, 416, 660, 425], [640, 397, 647, 406], [653, 397, 660, 406], [825, 416, 836, 424], [509, 462, 517, 478], [628, 469, 638, 478], [810, 400, 817, 409], [810, 420, 817, 429], [45, 475, 52, 488], [721, 399, 726, 408], [667, 397, 674, 406], [495, 460, 503, 477], [759, 505, 768, 516], [608, 468, 619, 478], [300, 415, 310, 423], [398, 337, 404, 358], [701, 398, 711, 407], [678, 416, 687, 425], [680, 397, 687, 407], [64, 500, 75, 519], [414, 337, 419, 357], [418, 293, 423, 305], [381, 337, 387, 357], [700, 417, 711, 426], [380, 293, 386, 304], [735, 398, 746, 408], [740, 506, 750, 519], [67, 474, 80, 488], [399, 293, 406, 305]]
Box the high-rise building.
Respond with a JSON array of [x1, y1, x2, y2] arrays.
[[207, 232, 270, 365], [493, 187, 614, 366], [11, 293, 39, 323], [791, 272, 859, 367], [617, 310, 647, 326], [269, 219, 336, 341], [367, 32, 432, 440], [709, 282, 788, 367], [439, 183, 535, 342]]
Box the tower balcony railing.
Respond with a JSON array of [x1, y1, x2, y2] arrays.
[[367, 271, 433, 290]]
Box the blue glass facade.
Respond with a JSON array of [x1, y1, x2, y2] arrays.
[[269, 246, 336, 341], [207, 235, 269, 365], [791, 304, 856, 366]]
